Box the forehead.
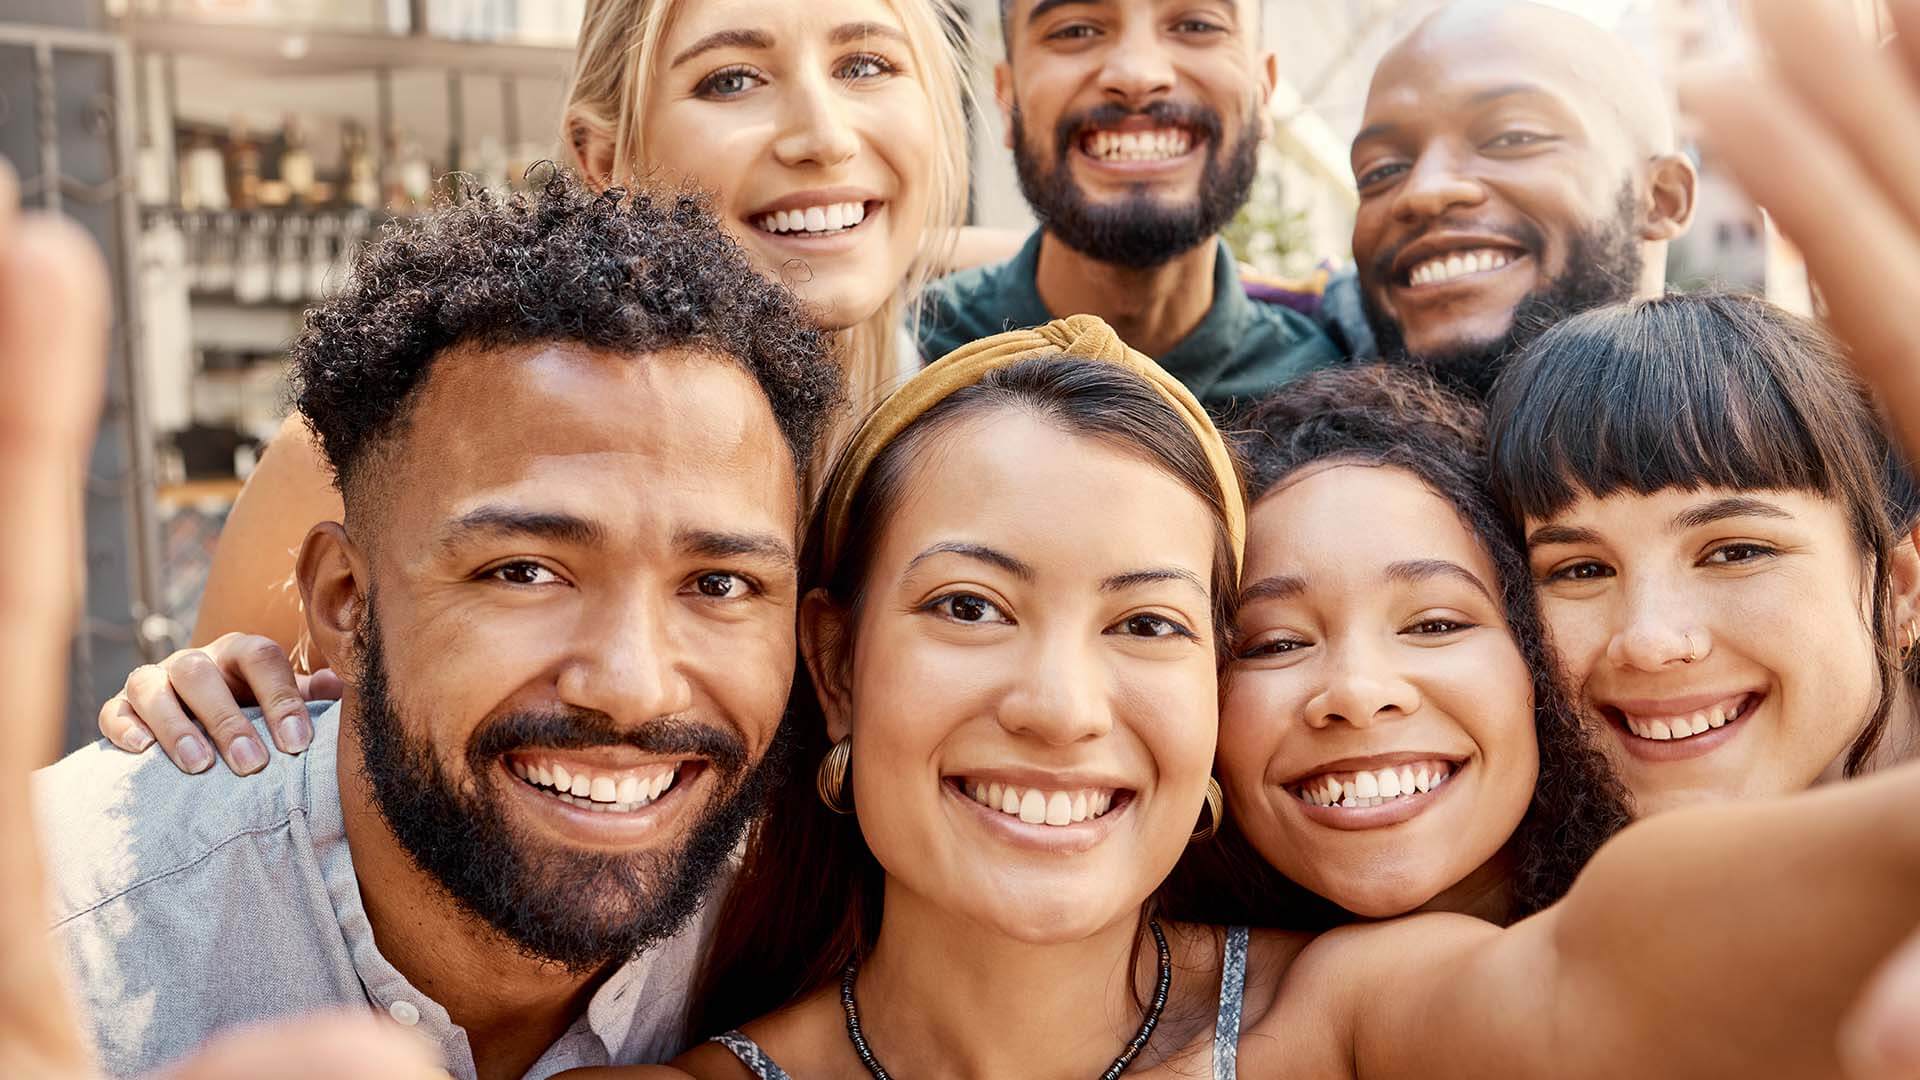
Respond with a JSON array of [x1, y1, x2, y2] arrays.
[[1249, 463, 1493, 582], [1009, 0, 1251, 26], [382, 341, 796, 542], [1361, 25, 1607, 132], [879, 408, 1215, 579]]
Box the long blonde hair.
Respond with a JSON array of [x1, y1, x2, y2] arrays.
[[563, 0, 971, 414]]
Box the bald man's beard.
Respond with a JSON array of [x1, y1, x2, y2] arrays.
[[1367, 182, 1644, 399], [1011, 99, 1259, 270]]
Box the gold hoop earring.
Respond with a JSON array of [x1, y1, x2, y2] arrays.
[[1191, 778, 1224, 843], [1902, 619, 1919, 657], [816, 738, 853, 814]]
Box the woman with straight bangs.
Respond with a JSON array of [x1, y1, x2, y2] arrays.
[[559, 319, 1920, 1080], [98, 0, 977, 773], [1176, 364, 1630, 932], [1486, 291, 1920, 818]]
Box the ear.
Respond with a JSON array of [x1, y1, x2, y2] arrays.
[[1257, 49, 1278, 110], [994, 61, 1016, 151], [799, 588, 857, 743], [563, 108, 617, 192], [1891, 526, 1920, 643], [296, 521, 370, 685], [1640, 152, 1697, 242]]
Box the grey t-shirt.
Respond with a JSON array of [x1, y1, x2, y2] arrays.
[[34, 701, 717, 1079]]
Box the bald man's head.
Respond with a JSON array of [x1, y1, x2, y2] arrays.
[[1350, 1, 1696, 397]]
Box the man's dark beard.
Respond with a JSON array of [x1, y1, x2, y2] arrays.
[[348, 608, 784, 973], [1011, 99, 1258, 270], [1366, 182, 1644, 399]]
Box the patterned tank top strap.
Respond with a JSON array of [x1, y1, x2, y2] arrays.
[[710, 1030, 795, 1080], [1211, 925, 1250, 1080]]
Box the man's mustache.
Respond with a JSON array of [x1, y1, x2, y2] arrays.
[[1052, 100, 1224, 159], [468, 706, 748, 775]]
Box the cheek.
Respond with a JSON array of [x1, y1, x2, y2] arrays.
[[1216, 669, 1298, 789], [1432, 643, 1540, 784], [1539, 595, 1608, 666]]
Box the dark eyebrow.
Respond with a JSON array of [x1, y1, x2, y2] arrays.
[[1467, 81, 1551, 106], [1385, 558, 1494, 601], [1239, 574, 1305, 604], [1527, 522, 1603, 547], [904, 542, 1035, 582], [674, 528, 796, 568], [670, 28, 774, 67], [1352, 121, 1399, 147], [1027, 0, 1103, 24], [830, 21, 908, 46], [440, 507, 605, 550], [1102, 567, 1208, 599], [1672, 496, 1796, 531]]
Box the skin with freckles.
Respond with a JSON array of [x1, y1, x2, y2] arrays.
[[640, 0, 936, 324], [1351, 2, 1694, 379], [1220, 463, 1537, 920], [1527, 486, 1882, 817]]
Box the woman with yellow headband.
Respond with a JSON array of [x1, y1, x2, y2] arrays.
[[578, 317, 1920, 1080]]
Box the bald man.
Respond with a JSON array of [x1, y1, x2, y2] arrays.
[[1349, 1, 1696, 396]]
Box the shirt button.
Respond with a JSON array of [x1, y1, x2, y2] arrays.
[[388, 1000, 421, 1026]]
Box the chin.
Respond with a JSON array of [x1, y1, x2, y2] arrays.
[[975, 891, 1136, 945]]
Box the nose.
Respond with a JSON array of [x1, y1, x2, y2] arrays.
[[1390, 143, 1487, 225], [1303, 635, 1422, 730], [1099, 22, 1176, 108], [556, 592, 696, 723], [771, 68, 860, 169], [1606, 577, 1712, 671], [996, 631, 1115, 746]]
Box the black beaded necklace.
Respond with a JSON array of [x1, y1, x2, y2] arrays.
[[839, 918, 1173, 1080]]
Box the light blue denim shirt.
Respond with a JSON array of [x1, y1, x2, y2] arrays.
[[33, 701, 718, 1079]]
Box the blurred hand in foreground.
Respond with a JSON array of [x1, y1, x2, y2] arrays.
[[1683, 1, 1920, 1075], [0, 165, 442, 1080]]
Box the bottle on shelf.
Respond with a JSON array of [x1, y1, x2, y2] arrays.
[[178, 130, 229, 212], [224, 116, 263, 211], [232, 217, 273, 304], [342, 120, 383, 212], [274, 216, 308, 303], [279, 114, 317, 207]]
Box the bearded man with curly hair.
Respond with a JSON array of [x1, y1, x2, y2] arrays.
[[33, 170, 843, 1080]]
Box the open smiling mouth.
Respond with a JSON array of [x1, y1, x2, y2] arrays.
[[1401, 247, 1528, 288], [751, 199, 878, 238], [949, 777, 1131, 828], [1078, 125, 1198, 164], [1289, 759, 1459, 810], [1606, 692, 1761, 743], [506, 754, 696, 814]]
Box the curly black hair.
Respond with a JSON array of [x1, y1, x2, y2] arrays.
[[1170, 363, 1631, 930], [289, 169, 843, 510]]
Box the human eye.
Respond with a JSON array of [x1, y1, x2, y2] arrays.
[[1109, 612, 1198, 641], [1701, 542, 1780, 566], [481, 560, 566, 587], [1046, 21, 1101, 42], [687, 571, 760, 600], [695, 65, 765, 99], [1171, 17, 1226, 34], [1485, 130, 1555, 151], [1236, 634, 1309, 660], [925, 592, 1013, 625], [1403, 616, 1476, 637], [1542, 559, 1614, 584], [1355, 161, 1408, 190], [835, 51, 899, 82]]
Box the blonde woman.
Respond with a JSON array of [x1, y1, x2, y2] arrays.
[[125, 0, 974, 777]]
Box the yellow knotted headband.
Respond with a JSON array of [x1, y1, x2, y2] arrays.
[[818, 314, 1246, 580]]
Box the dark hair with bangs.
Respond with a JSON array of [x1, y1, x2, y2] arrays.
[[1170, 364, 1630, 930], [689, 353, 1243, 1037], [1486, 291, 1900, 776]]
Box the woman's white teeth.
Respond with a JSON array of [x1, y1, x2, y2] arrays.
[[1292, 761, 1454, 809], [1623, 699, 1741, 741], [755, 201, 867, 235], [1084, 128, 1192, 161], [965, 780, 1115, 827], [511, 758, 681, 812], [1408, 248, 1514, 286]]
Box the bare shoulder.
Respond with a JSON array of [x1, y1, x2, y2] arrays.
[[675, 984, 852, 1078]]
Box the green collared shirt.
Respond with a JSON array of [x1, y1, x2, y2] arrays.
[[917, 230, 1342, 416]]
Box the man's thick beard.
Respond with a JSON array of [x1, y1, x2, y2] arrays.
[[348, 609, 784, 973], [1011, 99, 1259, 270], [1367, 182, 1644, 399]]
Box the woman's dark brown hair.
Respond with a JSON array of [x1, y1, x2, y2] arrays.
[[1487, 290, 1901, 776], [1172, 363, 1632, 931], [689, 352, 1245, 1037]]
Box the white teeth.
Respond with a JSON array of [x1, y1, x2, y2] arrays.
[[962, 781, 1119, 828], [1622, 698, 1746, 741], [1084, 127, 1192, 162], [616, 776, 643, 804], [752, 201, 868, 235], [1408, 247, 1514, 286], [589, 776, 616, 803], [570, 772, 592, 797], [553, 763, 571, 791], [1294, 761, 1455, 809], [513, 759, 681, 812]]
